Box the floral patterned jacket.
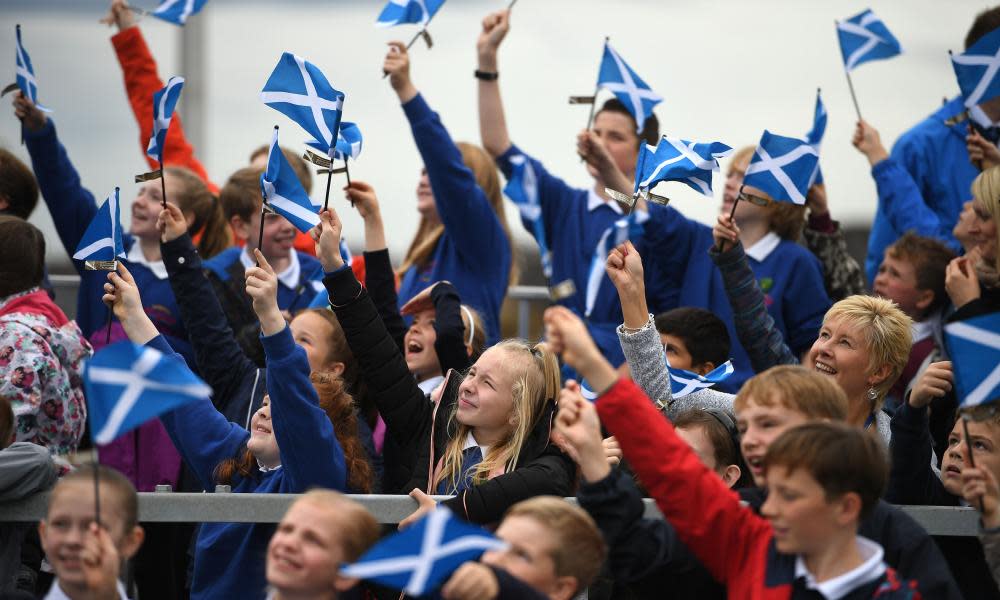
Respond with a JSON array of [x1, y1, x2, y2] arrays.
[[0, 288, 92, 459]]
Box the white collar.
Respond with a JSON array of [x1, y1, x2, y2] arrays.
[[744, 231, 781, 262], [256, 459, 283, 473], [418, 375, 445, 396], [462, 431, 489, 458], [969, 104, 1000, 130], [126, 242, 168, 280], [240, 248, 300, 289], [45, 579, 129, 599], [793, 536, 886, 600], [587, 188, 624, 215], [911, 319, 936, 344]]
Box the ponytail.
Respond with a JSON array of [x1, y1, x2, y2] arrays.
[[164, 166, 233, 258]]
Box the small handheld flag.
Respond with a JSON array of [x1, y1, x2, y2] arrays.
[[261, 53, 345, 159], [341, 507, 507, 596], [596, 40, 662, 133], [260, 127, 320, 235], [804, 89, 827, 187], [580, 359, 734, 402], [742, 130, 819, 206], [11, 25, 50, 112], [146, 76, 185, 163], [944, 312, 1000, 408], [73, 189, 127, 270], [951, 27, 1000, 111], [633, 136, 733, 198], [84, 341, 211, 445], [151, 0, 208, 26], [504, 154, 552, 280], [836, 10, 902, 120], [305, 121, 363, 207], [376, 0, 445, 50]]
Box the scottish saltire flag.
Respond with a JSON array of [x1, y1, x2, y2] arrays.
[[504, 155, 552, 279], [73, 189, 127, 263], [14, 25, 50, 112], [260, 129, 319, 234], [375, 0, 445, 28], [261, 53, 345, 158], [146, 76, 185, 162], [944, 312, 1000, 407], [585, 211, 647, 317], [742, 131, 819, 205], [836, 9, 902, 72], [669, 361, 735, 398], [597, 41, 662, 133], [341, 507, 507, 596], [952, 27, 1000, 109], [634, 137, 733, 197], [308, 121, 363, 161], [804, 90, 827, 187], [151, 0, 208, 25], [84, 342, 211, 445]]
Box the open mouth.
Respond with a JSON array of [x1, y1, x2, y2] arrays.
[[745, 456, 763, 473], [814, 361, 837, 375], [406, 339, 424, 356], [943, 464, 962, 477], [254, 425, 271, 435]]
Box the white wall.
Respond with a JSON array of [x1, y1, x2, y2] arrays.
[[0, 0, 984, 270]]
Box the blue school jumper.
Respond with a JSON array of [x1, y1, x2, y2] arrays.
[[149, 328, 347, 600], [203, 246, 325, 313], [866, 97, 978, 282], [494, 145, 673, 366], [396, 94, 511, 346], [644, 208, 830, 390]]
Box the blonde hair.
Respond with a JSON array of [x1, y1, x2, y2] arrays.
[[823, 295, 913, 407], [730, 145, 806, 240], [294, 490, 379, 562], [505, 497, 607, 594], [434, 340, 560, 493], [971, 165, 1000, 272], [734, 365, 848, 421], [397, 143, 518, 285]]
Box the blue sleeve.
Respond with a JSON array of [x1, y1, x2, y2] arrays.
[[780, 250, 830, 357], [402, 94, 510, 277], [23, 120, 98, 271], [146, 334, 250, 491], [872, 158, 962, 251], [262, 326, 347, 492], [637, 205, 699, 312], [495, 143, 578, 247]]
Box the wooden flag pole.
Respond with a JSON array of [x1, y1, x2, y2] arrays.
[[159, 156, 168, 208], [843, 67, 862, 121], [715, 184, 743, 253], [322, 165, 334, 212]]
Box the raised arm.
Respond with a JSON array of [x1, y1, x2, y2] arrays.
[[476, 9, 513, 158], [802, 183, 867, 301], [401, 281, 472, 374]]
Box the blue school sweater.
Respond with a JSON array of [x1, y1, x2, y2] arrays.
[[396, 94, 511, 345], [494, 145, 674, 366], [23, 120, 193, 362], [644, 208, 830, 390], [149, 327, 347, 600], [203, 246, 325, 313], [866, 97, 977, 282]]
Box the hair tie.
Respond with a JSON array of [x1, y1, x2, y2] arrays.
[[461, 306, 475, 347]]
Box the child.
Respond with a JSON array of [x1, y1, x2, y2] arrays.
[[0, 218, 91, 460], [265, 490, 380, 600], [0, 148, 39, 220], [38, 466, 145, 600], [962, 464, 1000, 589], [888, 364, 1000, 599], [437, 496, 605, 600], [104, 254, 352, 599], [312, 207, 574, 518]]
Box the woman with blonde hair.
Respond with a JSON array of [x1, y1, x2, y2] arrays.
[[945, 164, 1000, 318]]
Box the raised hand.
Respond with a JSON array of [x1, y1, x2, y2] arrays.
[[554, 385, 612, 482], [384, 42, 418, 103], [79, 523, 123, 599], [12, 91, 47, 132], [605, 241, 649, 329], [245, 249, 284, 336], [309, 208, 345, 273], [966, 126, 1000, 171], [156, 201, 188, 243], [344, 181, 387, 252], [962, 466, 1000, 528], [908, 361, 953, 409], [712, 213, 741, 249], [543, 306, 616, 391], [577, 130, 630, 192], [945, 252, 981, 309], [476, 10, 510, 70], [400, 281, 449, 316], [99, 0, 137, 31], [851, 119, 888, 167], [806, 182, 829, 218], [103, 262, 158, 344]]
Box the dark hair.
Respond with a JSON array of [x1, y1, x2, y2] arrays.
[[0, 396, 14, 448], [886, 232, 958, 315], [595, 98, 659, 148], [673, 409, 753, 488], [0, 216, 45, 298], [219, 167, 264, 223], [966, 7, 1000, 50], [764, 422, 887, 521], [655, 307, 730, 369], [249, 144, 313, 194], [54, 465, 139, 529], [0, 149, 39, 219]]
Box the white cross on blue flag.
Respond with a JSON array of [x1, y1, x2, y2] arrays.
[[742, 130, 819, 206], [836, 9, 902, 72], [952, 26, 1000, 110], [504, 154, 552, 279], [72, 188, 127, 264], [260, 128, 320, 234], [634, 136, 733, 198], [308, 121, 363, 162], [261, 53, 345, 158], [146, 76, 185, 163], [597, 41, 662, 134], [376, 0, 445, 28], [151, 0, 208, 26], [579, 359, 734, 401], [14, 25, 50, 112], [340, 507, 507, 596], [944, 312, 1000, 408], [804, 90, 827, 187], [85, 341, 211, 445]]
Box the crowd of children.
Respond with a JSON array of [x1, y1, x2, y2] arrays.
[[3, 1, 1000, 599]]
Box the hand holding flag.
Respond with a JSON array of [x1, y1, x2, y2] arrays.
[[73, 188, 127, 269], [384, 42, 418, 100], [712, 213, 741, 250], [309, 208, 346, 273], [156, 201, 188, 243], [475, 9, 510, 65], [151, 0, 209, 26], [260, 127, 320, 233], [12, 90, 47, 132], [245, 249, 285, 336], [101, 263, 160, 344]]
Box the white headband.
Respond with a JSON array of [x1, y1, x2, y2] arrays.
[[461, 305, 475, 347]]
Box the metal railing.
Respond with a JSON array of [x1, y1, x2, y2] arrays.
[[0, 491, 980, 536]]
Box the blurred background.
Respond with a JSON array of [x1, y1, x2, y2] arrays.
[[0, 0, 986, 327]]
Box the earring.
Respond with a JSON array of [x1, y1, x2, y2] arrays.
[[867, 387, 878, 402]]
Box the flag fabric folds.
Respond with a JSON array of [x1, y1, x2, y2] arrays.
[[146, 76, 185, 162], [14, 25, 50, 112], [151, 0, 208, 25], [260, 128, 319, 234], [804, 90, 827, 186], [72, 189, 127, 263], [634, 136, 733, 197], [308, 121, 363, 161], [669, 361, 735, 399], [944, 312, 1000, 408], [836, 9, 902, 72], [742, 130, 819, 206], [84, 341, 212, 445], [585, 211, 647, 318], [261, 53, 345, 158], [341, 507, 507, 596], [375, 0, 445, 28], [951, 26, 1000, 109], [596, 41, 662, 133], [504, 154, 552, 279]]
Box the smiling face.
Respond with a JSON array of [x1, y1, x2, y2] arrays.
[[415, 169, 439, 221], [247, 395, 280, 468], [590, 110, 640, 181], [290, 311, 336, 373], [266, 499, 346, 597], [481, 515, 569, 600], [941, 419, 1000, 496], [873, 252, 929, 320], [760, 465, 850, 555], [737, 398, 810, 486], [969, 196, 999, 263], [244, 210, 296, 261], [404, 308, 442, 382], [805, 316, 874, 404], [456, 346, 519, 446], [130, 178, 183, 240]]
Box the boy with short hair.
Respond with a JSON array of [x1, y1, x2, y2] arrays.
[[654, 307, 731, 375], [38, 465, 145, 599]]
